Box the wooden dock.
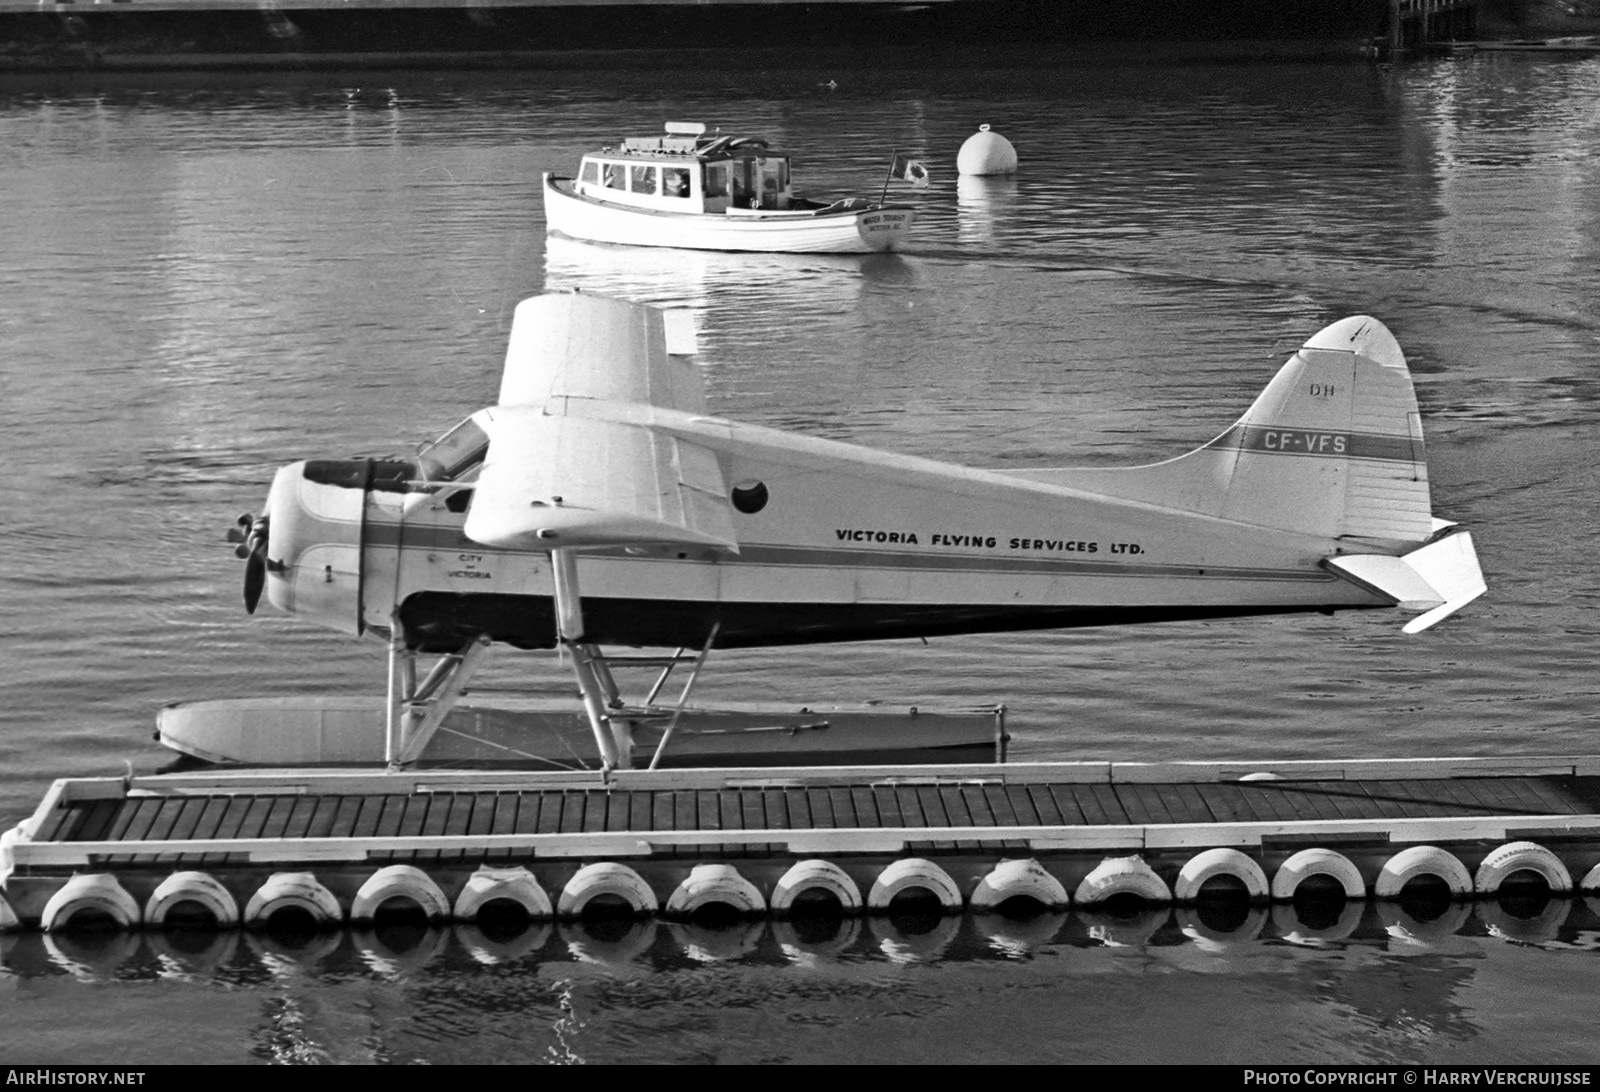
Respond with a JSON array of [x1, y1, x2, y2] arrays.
[[5, 755, 1600, 936]]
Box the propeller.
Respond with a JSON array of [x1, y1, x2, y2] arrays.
[[227, 513, 270, 614]]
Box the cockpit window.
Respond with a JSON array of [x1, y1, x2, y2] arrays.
[[415, 418, 489, 483]]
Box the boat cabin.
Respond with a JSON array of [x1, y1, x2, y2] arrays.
[[573, 122, 799, 214]]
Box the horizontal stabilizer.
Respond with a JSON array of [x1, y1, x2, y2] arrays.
[[1325, 530, 1486, 633]]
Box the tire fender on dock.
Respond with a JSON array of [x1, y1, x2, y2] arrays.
[[41, 873, 141, 932], [867, 858, 963, 913], [1174, 848, 1270, 904], [1473, 841, 1572, 896], [557, 862, 658, 919], [970, 858, 1069, 911], [1580, 863, 1600, 894], [666, 864, 765, 918], [350, 864, 450, 923], [1270, 848, 1365, 902], [244, 871, 344, 929], [769, 859, 863, 916], [144, 871, 240, 928], [1374, 845, 1473, 900], [453, 865, 553, 922], [1073, 855, 1171, 907]]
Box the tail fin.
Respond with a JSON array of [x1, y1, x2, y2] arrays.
[[1007, 316, 1486, 630], [1014, 316, 1434, 550]]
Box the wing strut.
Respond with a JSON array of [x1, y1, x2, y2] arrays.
[[647, 622, 719, 771], [385, 627, 493, 769], [550, 548, 631, 771]]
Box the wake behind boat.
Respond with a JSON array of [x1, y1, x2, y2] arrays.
[[542, 122, 918, 254]]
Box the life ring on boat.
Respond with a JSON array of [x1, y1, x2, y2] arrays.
[[144, 871, 240, 929], [557, 862, 658, 919], [866, 858, 963, 913], [1174, 848, 1270, 904], [40, 873, 141, 932], [1073, 855, 1171, 907], [665, 864, 766, 918], [243, 871, 343, 929], [1269, 848, 1365, 902], [350, 864, 450, 923], [1473, 841, 1572, 896], [1373, 845, 1473, 900], [453, 865, 553, 923], [969, 858, 1069, 911], [769, 859, 862, 916]]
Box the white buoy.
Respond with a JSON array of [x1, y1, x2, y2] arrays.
[[957, 124, 1018, 177]]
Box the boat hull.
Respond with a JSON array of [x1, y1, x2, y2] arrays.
[[542, 175, 913, 254]]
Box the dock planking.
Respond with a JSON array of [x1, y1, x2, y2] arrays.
[[17, 760, 1600, 858]]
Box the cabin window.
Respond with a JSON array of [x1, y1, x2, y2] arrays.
[[415, 418, 489, 483], [580, 161, 600, 185], [731, 481, 769, 515], [664, 168, 691, 199], [602, 162, 626, 190], [630, 164, 658, 194], [704, 163, 728, 198]]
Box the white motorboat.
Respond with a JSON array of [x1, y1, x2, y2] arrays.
[[542, 122, 916, 254]]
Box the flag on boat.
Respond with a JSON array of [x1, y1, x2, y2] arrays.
[[890, 153, 930, 189]]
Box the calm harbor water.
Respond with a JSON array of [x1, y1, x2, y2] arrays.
[[2, 50, 1599, 1064]]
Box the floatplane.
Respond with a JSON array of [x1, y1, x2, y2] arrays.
[[169, 292, 1485, 773]]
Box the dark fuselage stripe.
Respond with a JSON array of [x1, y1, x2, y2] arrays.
[[359, 522, 1334, 584], [1208, 424, 1420, 463]]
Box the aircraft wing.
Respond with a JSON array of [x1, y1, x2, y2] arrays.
[[464, 293, 737, 553], [1324, 527, 1486, 633]]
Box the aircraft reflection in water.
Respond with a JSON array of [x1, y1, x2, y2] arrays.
[[225, 292, 1484, 771]]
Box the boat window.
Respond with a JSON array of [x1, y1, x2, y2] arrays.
[[630, 164, 658, 194], [704, 163, 728, 198], [664, 168, 691, 199], [602, 162, 625, 190], [580, 160, 600, 184], [415, 417, 489, 483]]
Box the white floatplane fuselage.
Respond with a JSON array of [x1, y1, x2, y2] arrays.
[[254, 294, 1483, 655]]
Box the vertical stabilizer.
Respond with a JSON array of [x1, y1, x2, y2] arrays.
[[1011, 316, 1434, 550]]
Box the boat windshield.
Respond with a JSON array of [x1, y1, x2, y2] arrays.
[[415, 417, 489, 483]]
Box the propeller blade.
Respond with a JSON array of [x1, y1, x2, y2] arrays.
[[243, 543, 266, 614]]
